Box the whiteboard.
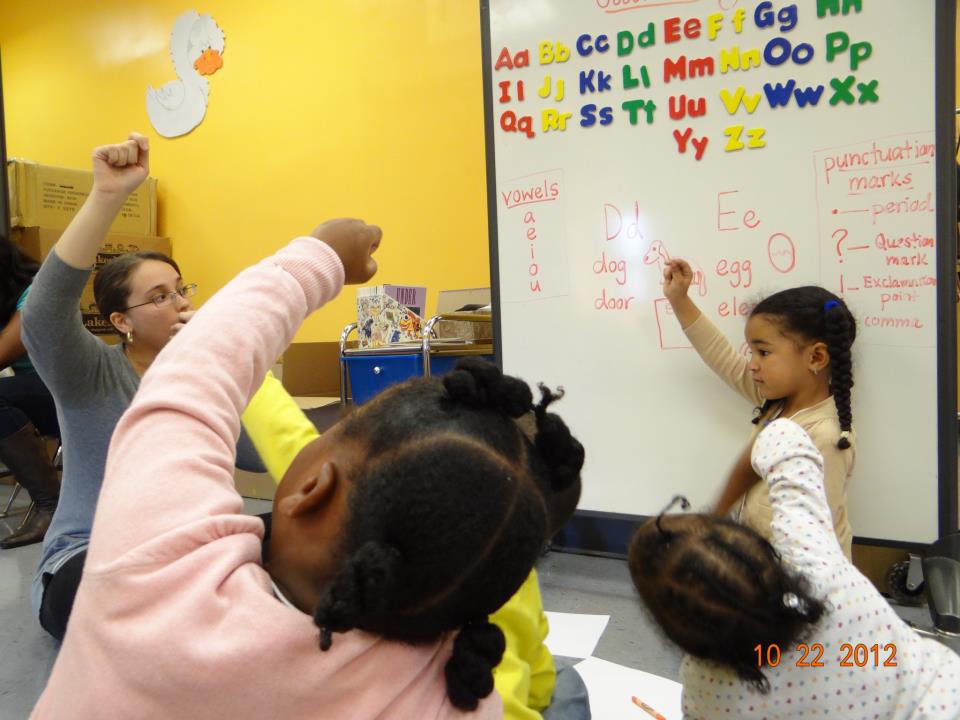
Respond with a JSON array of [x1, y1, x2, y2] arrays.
[[481, 0, 956, 545]]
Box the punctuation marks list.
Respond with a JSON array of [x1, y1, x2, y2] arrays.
[[816, 135, 936, 332]]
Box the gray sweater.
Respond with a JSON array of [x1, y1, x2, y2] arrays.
[[22, 251, 263, 614]]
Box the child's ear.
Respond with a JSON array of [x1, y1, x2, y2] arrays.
[[283, 462, 340, 518], [809, 341, 830, 373]]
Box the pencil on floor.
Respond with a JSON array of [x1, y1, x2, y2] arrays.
[[632, 695, 667, 720]]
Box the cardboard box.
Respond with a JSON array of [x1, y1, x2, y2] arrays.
[[281, 342, 345, 397], [436, 287, 490, 313], [356, 285, 426, 348], [435, 312, 493, 342], [13, 226, 171, 337], [78, 282, 117, 337], [7, 159, 157, 236], [12, 226, 171, 267], [435, 288, 492, 341]]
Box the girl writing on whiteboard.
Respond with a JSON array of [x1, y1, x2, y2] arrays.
[[662, 258, 857, 558], [627, 419, 960, 719]]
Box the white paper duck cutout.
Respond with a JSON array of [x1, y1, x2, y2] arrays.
[[146, 11, 225, 138]]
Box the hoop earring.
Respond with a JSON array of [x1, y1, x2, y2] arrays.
[[125, 330, 134, 344], [811, 368, 819, 376]]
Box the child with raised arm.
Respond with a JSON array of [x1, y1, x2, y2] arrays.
[[31, 212, 586, 717], [241, 373, 591, 720], [629, 419, 960, 719], [663, 258, 856, 557]]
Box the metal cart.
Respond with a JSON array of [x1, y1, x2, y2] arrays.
[[339, 313, 493, 405]]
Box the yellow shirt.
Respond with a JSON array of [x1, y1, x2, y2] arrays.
[[241, 371, 321, 481], [683, 314, 856, 559], [492, 570, 556, 719], [241, 372, 558, 718]]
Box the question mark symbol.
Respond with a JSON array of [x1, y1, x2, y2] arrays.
[[832, 228, 849, 263]]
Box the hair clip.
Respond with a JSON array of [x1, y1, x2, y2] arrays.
[[655, 494, 691, 537], [823, 300, 840, 311], [839, 430, 851, 440]]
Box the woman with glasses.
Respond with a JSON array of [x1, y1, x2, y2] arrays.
[[20, 133, 262, 640], [92, 254, 197, 371], [0, 236, 60, 549]]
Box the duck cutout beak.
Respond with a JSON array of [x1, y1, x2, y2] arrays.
[[194, 48, 223, 76]]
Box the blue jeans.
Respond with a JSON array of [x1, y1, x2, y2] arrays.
[[543, 657, 591, 720], [0, 372, 59, 439]]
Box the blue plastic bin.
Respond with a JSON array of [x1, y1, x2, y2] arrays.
[[343, 349, 494, 405]]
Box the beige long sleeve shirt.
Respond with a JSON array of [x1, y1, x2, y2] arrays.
[[683, 313, 855, 558]]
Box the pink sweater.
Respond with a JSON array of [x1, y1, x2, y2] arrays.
[[31, 238, 500, 720]]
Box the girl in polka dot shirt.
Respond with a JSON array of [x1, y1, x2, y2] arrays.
[[629, 419, 960, 719]]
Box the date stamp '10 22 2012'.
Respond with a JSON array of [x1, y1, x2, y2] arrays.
[[755, 643, 898, 668]]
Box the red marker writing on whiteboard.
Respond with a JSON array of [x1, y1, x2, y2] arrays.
[[632, 696, 667, 720]]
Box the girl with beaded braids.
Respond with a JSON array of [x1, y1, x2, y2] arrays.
[[309, 361, 585, 714], [239, 368, 591, 720], [662, 259, 857, 558], [31, 218, 585, 720]]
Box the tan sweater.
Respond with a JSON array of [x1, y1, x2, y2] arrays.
[[683, 314, 855, 558]]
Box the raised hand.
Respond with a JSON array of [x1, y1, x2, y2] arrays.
[[92, 133, 150, 199], [661, 258, 701, 329], [310, 219, 381, 285], [662, 258, 694, 304]]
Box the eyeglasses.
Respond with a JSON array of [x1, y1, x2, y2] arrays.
[[124, 283, 198, 311], [655, 494, 691, 538]]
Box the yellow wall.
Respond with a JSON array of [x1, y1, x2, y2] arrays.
[[0, 0, 490, 342]]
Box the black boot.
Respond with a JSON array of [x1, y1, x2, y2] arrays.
[[0, 423, 59, 549], [1, 507, 53, 549]]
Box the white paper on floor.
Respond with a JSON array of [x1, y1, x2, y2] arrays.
[[573, 656, 682, 720], [543, 611, 610, 659]]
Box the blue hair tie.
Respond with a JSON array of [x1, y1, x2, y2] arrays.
[[824, 300, 840, 311]]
